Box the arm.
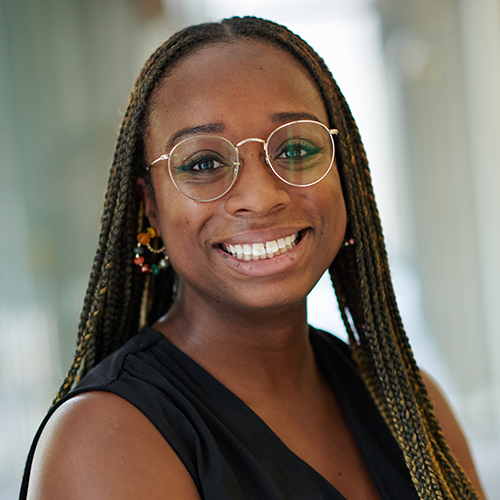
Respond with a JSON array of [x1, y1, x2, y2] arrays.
[[27, 392, 202, 500], [421, 371, 487, 499]]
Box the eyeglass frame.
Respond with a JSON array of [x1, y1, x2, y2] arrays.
[[147, 119, 339, 202]]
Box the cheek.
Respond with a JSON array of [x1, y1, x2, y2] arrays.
[[332, 190, 347, 231], [320, 181, 347, 256], [154, 191, 208, 266], [326, 206, 347, 255], [160, 212, 192, 253]]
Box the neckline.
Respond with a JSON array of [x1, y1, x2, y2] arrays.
[[144, 325, 370, 500]]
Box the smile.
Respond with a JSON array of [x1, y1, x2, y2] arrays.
[[221, 231, 301, 261]]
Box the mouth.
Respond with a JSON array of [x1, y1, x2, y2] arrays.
[[220, 230, 303, 261]]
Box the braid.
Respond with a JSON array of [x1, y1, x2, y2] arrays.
[[321, 45, 477, 500], [55, 16, 479, 499]]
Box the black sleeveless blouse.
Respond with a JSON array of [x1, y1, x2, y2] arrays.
[[20, 326, 419, 499]]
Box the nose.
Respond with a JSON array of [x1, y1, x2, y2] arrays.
[[225, 139, 290, 215], [224, 140, 291, 216]]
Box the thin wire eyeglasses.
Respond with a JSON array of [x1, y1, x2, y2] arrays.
[[148, 119, 339, 202]]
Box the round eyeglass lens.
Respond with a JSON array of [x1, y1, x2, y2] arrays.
[[169, 135, 239, 201], [267, 121, 334, 186]]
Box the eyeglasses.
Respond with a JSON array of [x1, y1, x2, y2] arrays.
[[148, 120, 338, 202]]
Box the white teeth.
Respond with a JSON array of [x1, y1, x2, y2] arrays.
[[252, 243, 266, 260], [234, 245, 243, 259], [277, 238, 286, 254], [222, 232, 301, 261], [243, 244, 252, 261], [266, 240, 278, 258]]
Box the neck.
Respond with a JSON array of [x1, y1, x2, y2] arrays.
[[153, 288, 316, 396]]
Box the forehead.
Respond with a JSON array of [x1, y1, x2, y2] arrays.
[[146, 41, 328, 143]]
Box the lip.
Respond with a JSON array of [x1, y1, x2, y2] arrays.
[[214, 228, 310, 277]]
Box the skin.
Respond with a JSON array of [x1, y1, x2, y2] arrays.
[[27, 41, 486, 499]]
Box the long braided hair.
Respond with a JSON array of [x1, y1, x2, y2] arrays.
[[55, 16, 479, 500]]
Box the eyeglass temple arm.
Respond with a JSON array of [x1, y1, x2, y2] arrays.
[[148, 154, 170, 170]]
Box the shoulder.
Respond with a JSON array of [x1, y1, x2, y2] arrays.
[[27, 391, 201, 500], [420, 371, 486, 499]]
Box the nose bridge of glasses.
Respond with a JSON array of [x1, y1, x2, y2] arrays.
[[234, 137, 269, 169], [235, 137, 266, 149]]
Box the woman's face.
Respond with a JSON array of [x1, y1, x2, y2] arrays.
[[143, 41, 347, 312]]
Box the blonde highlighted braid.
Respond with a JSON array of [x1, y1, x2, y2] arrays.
[[55, 16, 479, 500]]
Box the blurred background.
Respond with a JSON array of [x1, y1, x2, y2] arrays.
[[1, 0, 499, 498]]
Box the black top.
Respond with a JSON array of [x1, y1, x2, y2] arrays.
[[20, 326, 418, 500]]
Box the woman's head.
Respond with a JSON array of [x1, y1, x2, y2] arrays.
[[140, 39, 346, 313], [58, 17, 476, 498]]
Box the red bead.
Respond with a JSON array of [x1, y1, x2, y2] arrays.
[[141, 264, 151, 273], [134, 256, 145, 265]]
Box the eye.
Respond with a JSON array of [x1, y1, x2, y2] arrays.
[[175, 151, 230, 174], [275, 140, 322, 161], [192, 158, 224, 172]]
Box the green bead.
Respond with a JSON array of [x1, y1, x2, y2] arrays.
[[151, 264, 159, 275]]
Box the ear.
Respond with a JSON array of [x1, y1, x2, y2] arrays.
[[136, 177, 161, 237]]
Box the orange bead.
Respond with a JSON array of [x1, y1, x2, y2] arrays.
[[147, 227, 156, 238], [137, 232, 150, 245]]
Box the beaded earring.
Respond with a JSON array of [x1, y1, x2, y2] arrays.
[[343, 237, 355, 248], [133, 226, 169, 275]]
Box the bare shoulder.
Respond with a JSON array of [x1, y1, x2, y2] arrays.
[[420, 371, 487, 499], [27, 391, 201, 500]]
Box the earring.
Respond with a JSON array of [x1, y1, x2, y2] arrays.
[[133, 227, 169, 275], [343, 237, 355, 248]]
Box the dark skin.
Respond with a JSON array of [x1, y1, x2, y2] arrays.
[[27, 41, 486, 499]]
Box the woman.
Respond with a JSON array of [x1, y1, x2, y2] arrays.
[[21, 17, 485, 500]]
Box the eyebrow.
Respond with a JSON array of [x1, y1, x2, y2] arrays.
[[165, 123, 226, 151], [270, 112, 322, 123]]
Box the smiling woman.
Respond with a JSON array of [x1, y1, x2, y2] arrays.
[[20, 16, 485, 500]]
